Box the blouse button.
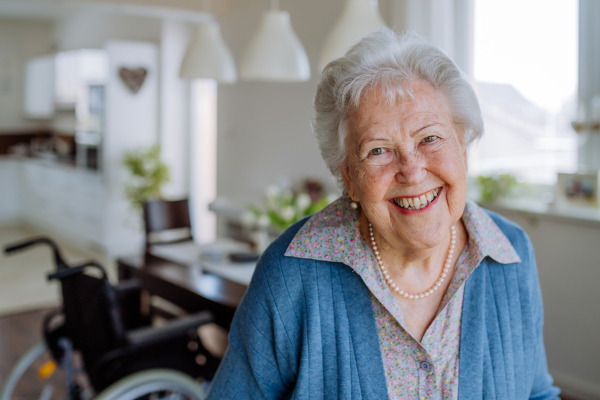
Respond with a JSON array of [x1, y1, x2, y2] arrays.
[[420, 361, 431, 371]]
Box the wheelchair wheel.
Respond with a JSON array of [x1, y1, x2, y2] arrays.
[[95, 369, 206, 400], [1, 342, 93, 400]]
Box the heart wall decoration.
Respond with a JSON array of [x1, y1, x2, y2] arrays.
[[118, 67, 148, 94]]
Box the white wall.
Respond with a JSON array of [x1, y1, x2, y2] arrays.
[[491, 208, 600, 399], [215, 0, 393, 205], [54, 12, 161, 51], [159, 19, 192, 199], [103, 40, 159, 256], [0, 18, 54, 130]]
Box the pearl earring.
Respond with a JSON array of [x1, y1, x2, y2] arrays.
[[350, 201, 359, 210]]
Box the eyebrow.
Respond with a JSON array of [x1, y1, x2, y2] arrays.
[[358, 136, 389, 148], [358, 121, 444, 146], [413, 122, 443, 135]]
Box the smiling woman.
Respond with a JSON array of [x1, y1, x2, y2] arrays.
[[205, 29, 560, 400]]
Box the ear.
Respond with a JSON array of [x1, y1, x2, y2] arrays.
[[457, 124, 468, 171], [341, 162, 358, 201]]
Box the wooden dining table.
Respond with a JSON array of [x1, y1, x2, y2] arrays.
[[118, 250, 252, 329]]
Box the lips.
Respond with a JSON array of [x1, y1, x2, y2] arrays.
[[392, 187, 440, 210]]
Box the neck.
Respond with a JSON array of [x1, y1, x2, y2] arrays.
[[358, 211, 456, 276]]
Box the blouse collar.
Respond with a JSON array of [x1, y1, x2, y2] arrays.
[[284, 196, 521, 266]]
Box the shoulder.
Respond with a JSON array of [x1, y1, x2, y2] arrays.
[[242, 217, 318, 314], [254, 216, 313, 277]]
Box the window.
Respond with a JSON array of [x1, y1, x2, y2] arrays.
[[469, 0, 579, 184]]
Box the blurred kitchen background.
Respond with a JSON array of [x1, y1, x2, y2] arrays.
[[0, 0, 598, 398]]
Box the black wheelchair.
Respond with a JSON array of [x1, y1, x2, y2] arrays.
[[1, 237, 221, 399]]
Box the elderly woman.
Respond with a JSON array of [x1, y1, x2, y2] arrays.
[[206, 29, 559, 399]]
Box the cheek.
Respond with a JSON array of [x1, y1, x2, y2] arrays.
[[434, 143, 467, 181], [434, 151, 468, 216], [351, 162, 397, 199]]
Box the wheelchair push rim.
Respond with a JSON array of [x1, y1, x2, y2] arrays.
[[94, 369, 206, 400]]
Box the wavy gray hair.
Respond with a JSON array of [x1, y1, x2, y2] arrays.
[[312, 28, 483, 191]]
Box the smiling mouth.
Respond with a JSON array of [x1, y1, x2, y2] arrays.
[[392, 187, 441, 210]]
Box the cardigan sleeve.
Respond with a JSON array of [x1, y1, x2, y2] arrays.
[[527, 236, 561, 400], [205, 238, 300, 399]]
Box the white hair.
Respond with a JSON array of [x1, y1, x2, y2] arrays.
[[312, 28, 483, 191]]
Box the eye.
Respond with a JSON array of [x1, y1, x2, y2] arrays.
[[423, 135, 438, 143], [371, 147, 386, 155]]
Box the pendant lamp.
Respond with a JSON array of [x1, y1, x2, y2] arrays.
[[180, 19, 237, 83], [318, 0, 386, 71], [240, 1, 310, 82]]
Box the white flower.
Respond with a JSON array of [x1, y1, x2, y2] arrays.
[[256, 213, 271, 229], [240, 210, 256, 227], [296, 193, 311, 213], [265, 184, 281, 199], [279, 206, 295, 222], [265, 184, 281, 211], [281, 188, 294, 202]]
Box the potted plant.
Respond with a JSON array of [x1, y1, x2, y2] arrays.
[[123, 145, 170, 210]]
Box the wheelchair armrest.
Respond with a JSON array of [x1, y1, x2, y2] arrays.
[[91, 311, 218, 390], [113, 279, 142, 294], [126, 311, 213, 348]]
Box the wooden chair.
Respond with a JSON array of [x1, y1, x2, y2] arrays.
[[143, 199, 194, 252]]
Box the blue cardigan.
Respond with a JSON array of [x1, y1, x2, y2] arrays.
[[206, 210, 560, 399]]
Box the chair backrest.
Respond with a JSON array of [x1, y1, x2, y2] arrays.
[[143, 199, 193, 248]]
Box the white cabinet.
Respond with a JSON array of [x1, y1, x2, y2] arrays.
[[0, 159, 21, 223], [55, 49, 108, 106], [23, 55, 55, 119], [19, 160, 105, 247]]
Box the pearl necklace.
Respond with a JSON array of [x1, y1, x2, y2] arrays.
[[368, 222, 456, 300]]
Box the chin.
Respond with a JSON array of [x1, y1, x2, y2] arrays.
[[390, 205, 454, 249]]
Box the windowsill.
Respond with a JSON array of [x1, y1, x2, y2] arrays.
[[210, 195, 600, 232], [480, 198, 600, 229]]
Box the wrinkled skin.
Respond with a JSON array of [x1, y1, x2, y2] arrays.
[[341, 80, 469, 340]]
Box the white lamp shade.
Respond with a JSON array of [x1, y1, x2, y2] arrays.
[[318, 0, 386, 71], [240, 10, 310, 82], [180, 21, 237, 83]]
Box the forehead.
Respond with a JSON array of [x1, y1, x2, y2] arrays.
[[348, 80, 453, 133]]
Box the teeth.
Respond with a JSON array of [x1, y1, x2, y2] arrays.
[[394, 188, 440, 210]]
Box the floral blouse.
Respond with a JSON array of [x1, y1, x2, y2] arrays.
[[284, 197, 520, 400]]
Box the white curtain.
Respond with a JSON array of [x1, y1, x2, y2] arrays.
[[390, 0, 472, 76]]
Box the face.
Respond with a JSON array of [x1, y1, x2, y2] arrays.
[[341, 80, 468, 252]]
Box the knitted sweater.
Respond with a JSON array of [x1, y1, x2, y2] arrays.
[[206, 209, 560, 399]]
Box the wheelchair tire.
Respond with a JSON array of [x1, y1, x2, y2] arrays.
[[1, 341, 93, 400], [94, 369, 206, 400], [1, 342, 46, 400]]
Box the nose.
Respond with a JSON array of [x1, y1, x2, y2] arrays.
[[394, 147, 427, 185]]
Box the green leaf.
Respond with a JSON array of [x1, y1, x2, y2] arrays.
[[122, 145, 170, 210]]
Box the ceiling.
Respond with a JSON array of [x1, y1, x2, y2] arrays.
[[0, 0, 256, 21]]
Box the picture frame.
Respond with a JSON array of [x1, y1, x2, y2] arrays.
[[555, 172, 599, 208]]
